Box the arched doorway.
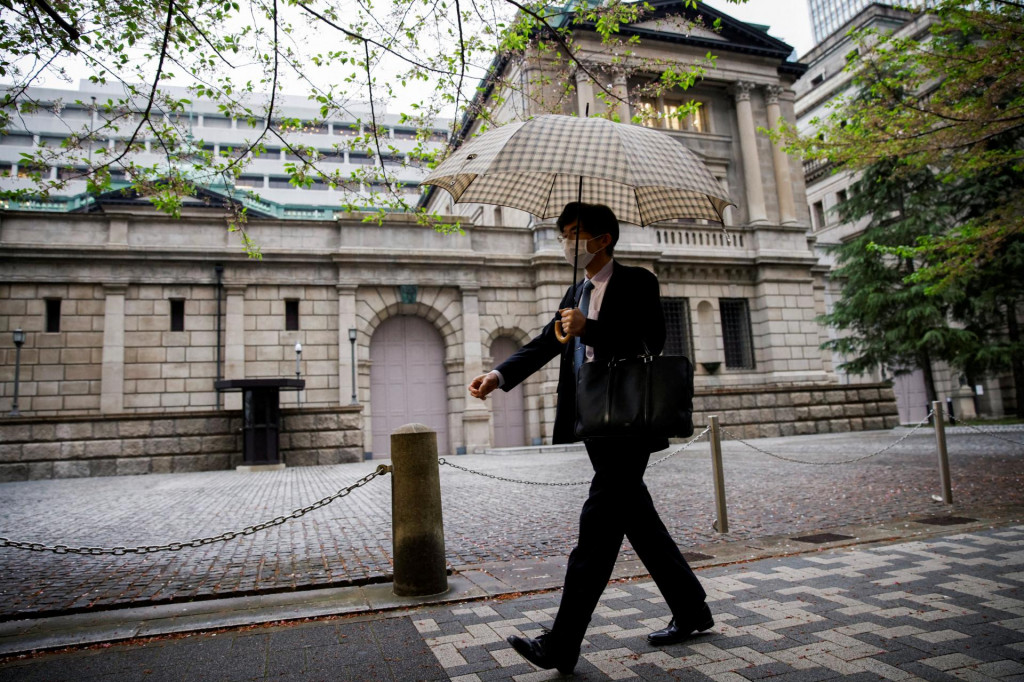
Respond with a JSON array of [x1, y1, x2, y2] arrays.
[[490, 336, 527, 448], [369, 316, 449, 458]]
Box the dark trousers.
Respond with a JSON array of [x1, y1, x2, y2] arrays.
[[550, 437, 707, 649]]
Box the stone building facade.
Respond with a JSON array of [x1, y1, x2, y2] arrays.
[[0, 1, 901, 480]]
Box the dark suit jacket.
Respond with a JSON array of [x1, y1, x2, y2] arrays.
[[495, 260, 668, 452]]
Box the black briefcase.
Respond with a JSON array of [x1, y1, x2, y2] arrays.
[[575, 353, 694, 439]]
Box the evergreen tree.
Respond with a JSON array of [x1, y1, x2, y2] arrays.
[[820, 160, 974, 405]]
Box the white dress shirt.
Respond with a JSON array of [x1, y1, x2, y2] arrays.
[[490, 259, 615, 387]]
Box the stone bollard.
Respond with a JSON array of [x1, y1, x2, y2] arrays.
[[390, 423, 448, 597]]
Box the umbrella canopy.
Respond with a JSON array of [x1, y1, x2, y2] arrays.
[[422, 114, 733, 226]]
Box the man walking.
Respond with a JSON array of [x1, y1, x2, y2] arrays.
[[468, 202, 712, 674]]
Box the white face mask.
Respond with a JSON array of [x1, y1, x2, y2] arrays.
[[562, 235, 603, 269]]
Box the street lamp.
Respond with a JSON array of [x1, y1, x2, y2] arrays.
[[10, 328, 25, 417], [295, 342, 302, 407], [348, 328, 358, 405]]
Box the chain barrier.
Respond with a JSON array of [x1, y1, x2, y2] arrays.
[[955, 422, 1024, 446], [438, 426, 711, 485], [719, 410, 936, 466], [0, 464, 392, 556]]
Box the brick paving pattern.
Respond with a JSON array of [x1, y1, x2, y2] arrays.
[[0, 429, 1022, 618], [1, 526, 1021, 681]]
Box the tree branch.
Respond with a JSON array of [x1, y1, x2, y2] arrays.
[[454, 0, 466, 127], [363, 39, 387, 182], [500, 0, 620, 106], [178, 9, 236, 68], [295, 1, 454, 76], [29, 0, 81, 41]]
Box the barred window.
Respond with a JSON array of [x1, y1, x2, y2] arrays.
[[720, 298, 755, 369], [661, 297, 693, 358]]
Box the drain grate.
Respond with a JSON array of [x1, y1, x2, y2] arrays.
[[916, 516, 977, 526], [791, 533, 856, 544], [682, 552, 714, 562]]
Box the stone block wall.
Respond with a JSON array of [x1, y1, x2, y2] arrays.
[[242, 285, 340, 407], [0, 282, 105, 415], [124, 284, 220, 411], [0, 406, 363, 481], [692, 382, 901, 439], [279, 407, 363, 466]]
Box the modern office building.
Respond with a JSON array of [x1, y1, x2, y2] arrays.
[[0, 83, 445, 217], [808, 0, 937, 42]]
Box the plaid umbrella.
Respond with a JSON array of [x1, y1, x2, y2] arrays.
[[422, 114, 733, 226]]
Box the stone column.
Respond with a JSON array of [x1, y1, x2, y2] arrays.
[[224, 284, 246, 410], [574, 69, 596, 118], [100, 283, 127, 414], [765, 85, 798, 225], [461, 286, 491, 453], [732, 81, 768, 225], [521, 57, 541, 117], [611, 68, 631, 122], [337, 285, 358, 406]]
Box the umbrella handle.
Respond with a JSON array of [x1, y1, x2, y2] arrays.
[[554, 308, 572, 345]]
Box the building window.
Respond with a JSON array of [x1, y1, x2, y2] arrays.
[[170, 299, 185, 332], [202, 115, 232, 129], [720, 298, 755, 369], [812, 201, 826, 230], [636, 97, 708, 132], [234, 175, 264, 188], [285, 299, 300, 331], [662, 297, 693, 358], [836, 189, 848, 208], [45, 298, 62, 333]]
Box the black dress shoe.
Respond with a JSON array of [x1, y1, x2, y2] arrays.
[[506, 631, 579, 674], [647, 603, 714, 645]]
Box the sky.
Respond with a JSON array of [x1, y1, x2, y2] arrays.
[[704, 0, 816, 60]]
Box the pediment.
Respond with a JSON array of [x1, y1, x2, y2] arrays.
[[620, 0, 795, 58], [631, 17, 729, 42]]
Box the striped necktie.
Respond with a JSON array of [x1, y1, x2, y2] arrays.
[[573, 279, 595, 375]]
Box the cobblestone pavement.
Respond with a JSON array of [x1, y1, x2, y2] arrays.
[[1, 525, 1022, 681], [0, 428, 1022, 618]]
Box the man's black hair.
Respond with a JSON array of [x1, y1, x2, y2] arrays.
[[557, 202, 619, 257]]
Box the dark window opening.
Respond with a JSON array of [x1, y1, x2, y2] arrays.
[[812, 201, 826, 230], [720, 298, 755, 369], [45, 298, 62, 333], [170, 298, 185, 332], [285, 299, 300, 331], [662, 297, 693, 358]]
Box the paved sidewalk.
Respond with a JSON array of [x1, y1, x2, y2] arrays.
[[1, 524, 1021, 681], [1, 427, 1022, 619]]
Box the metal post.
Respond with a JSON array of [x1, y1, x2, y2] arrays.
[[295, 342, 302, 407], [9, 329, 25, 417], [214, 264, 223, 410], [348, 328, 358, 405], [709, 416, 728, 533], [390, 423, 448, 596], [932, 400, 953, 504]]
